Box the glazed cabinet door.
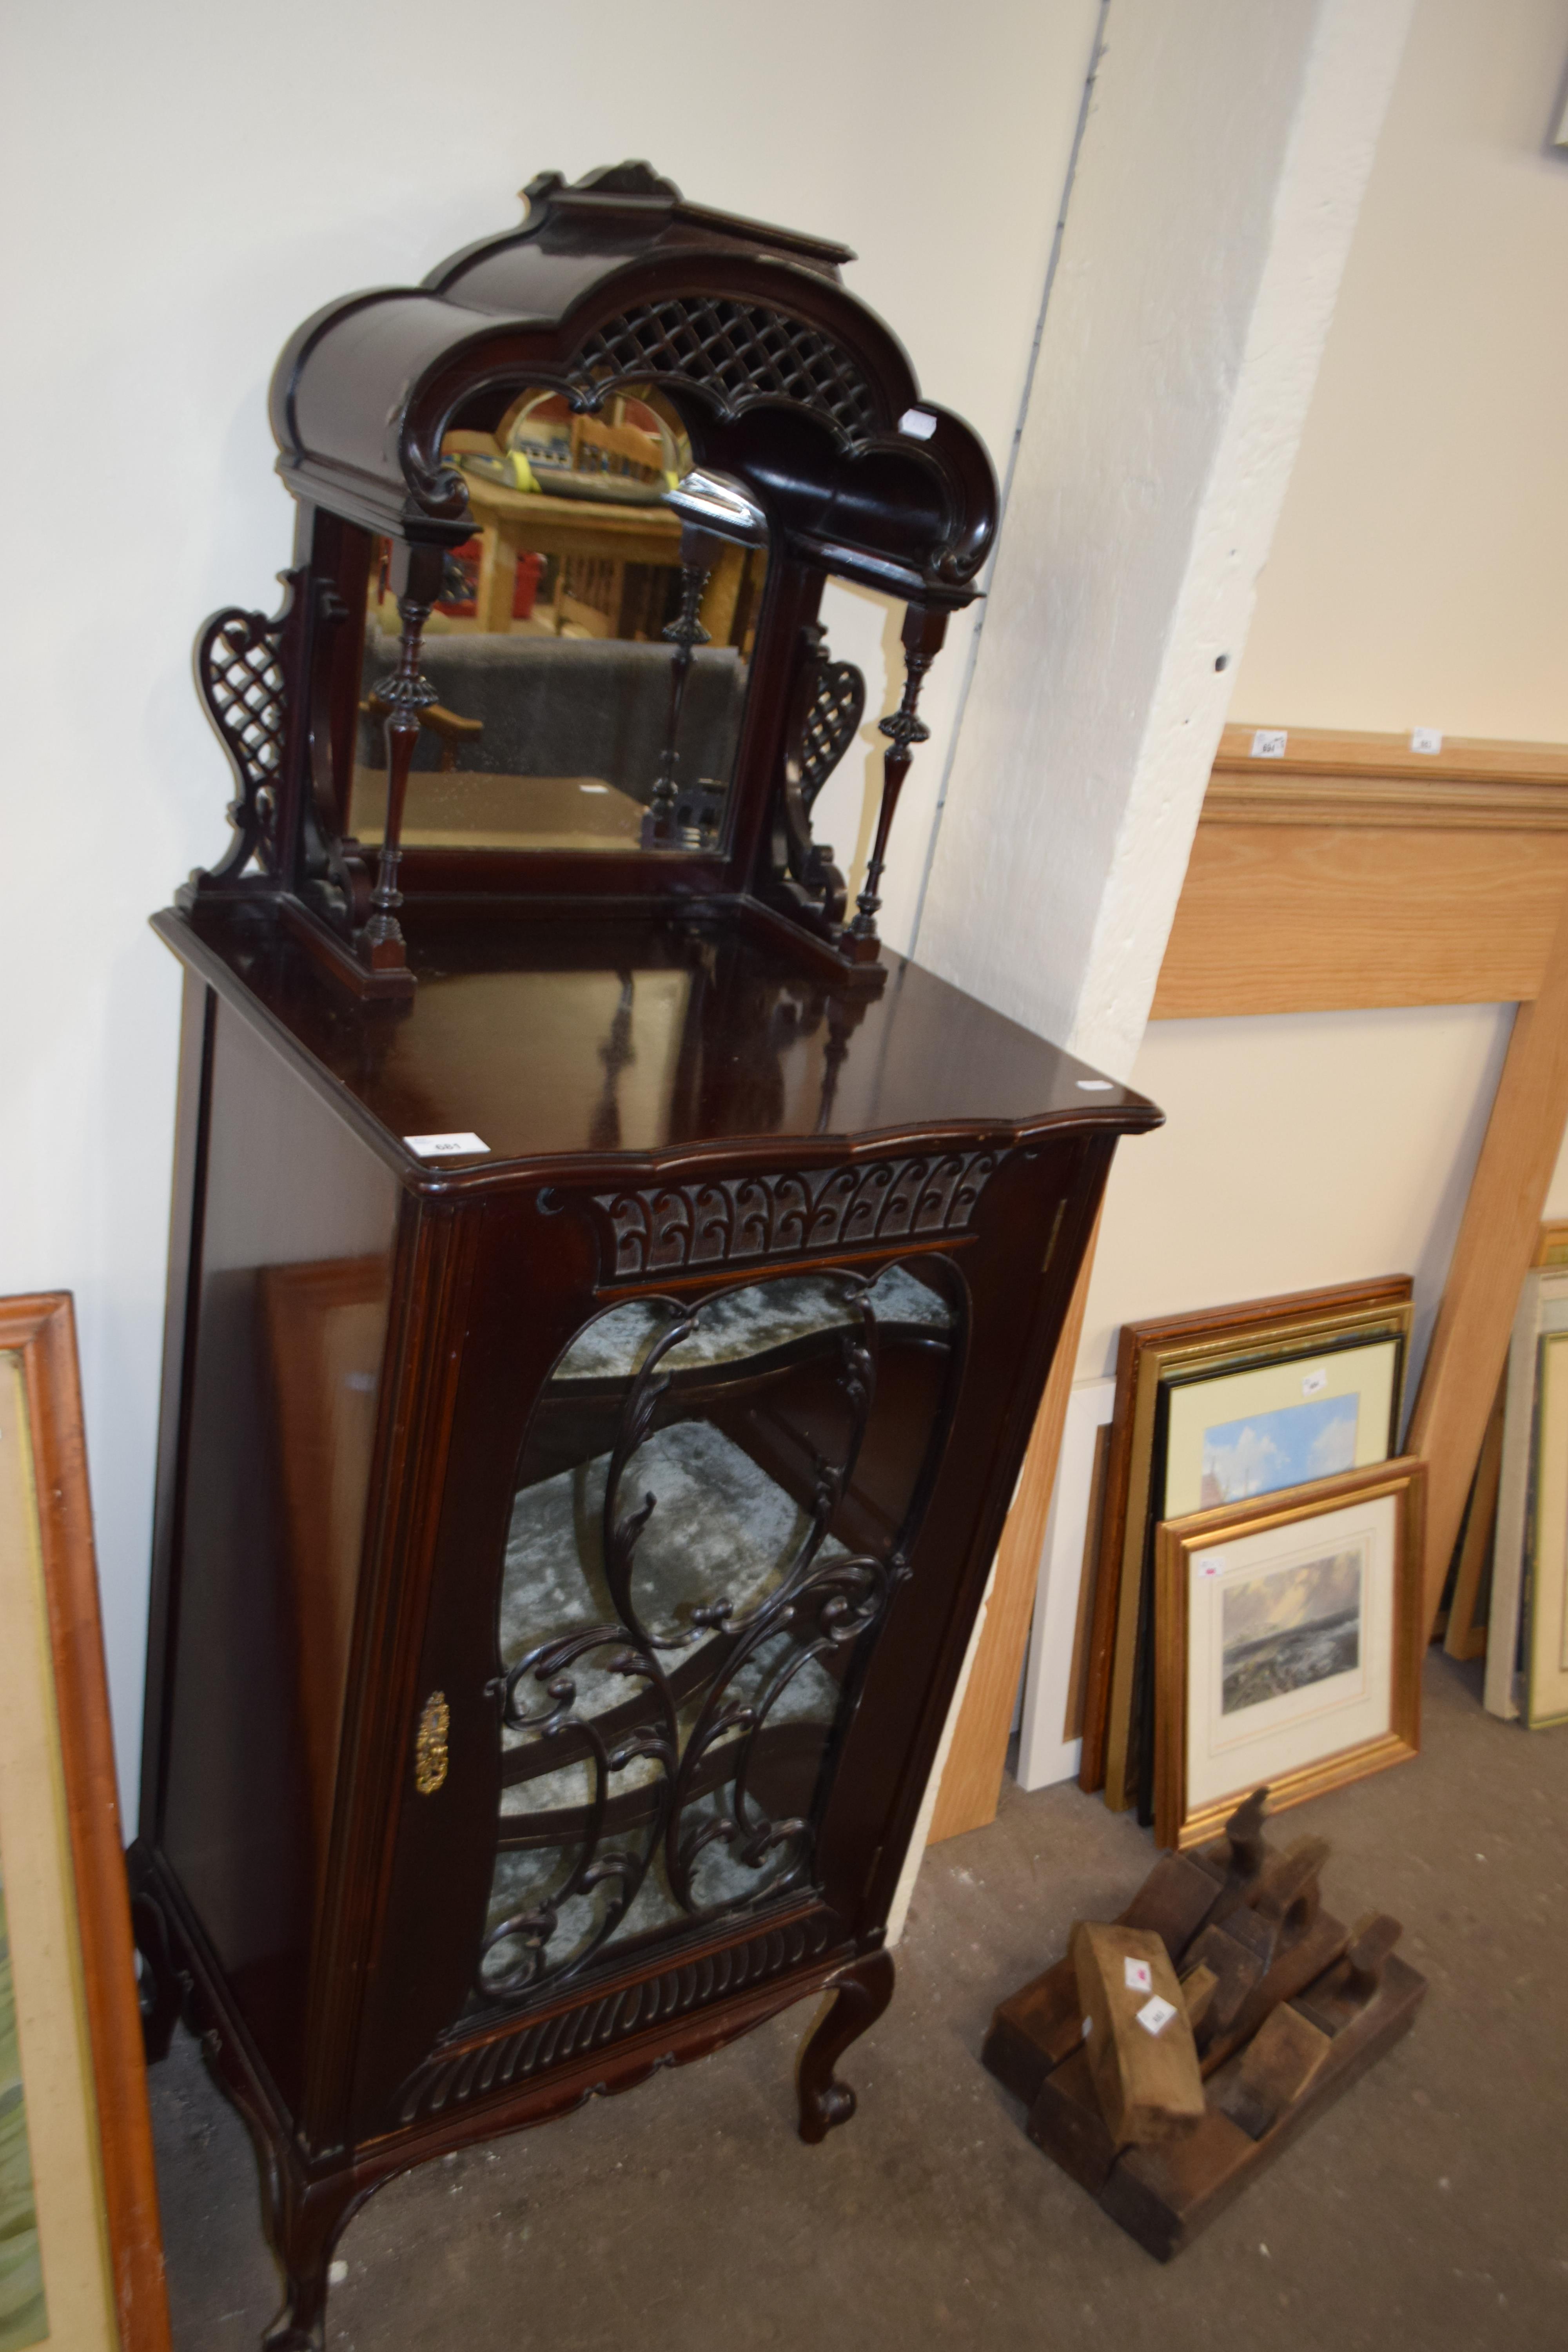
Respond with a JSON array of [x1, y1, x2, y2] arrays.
[[356, 1138, 1108, 2130]]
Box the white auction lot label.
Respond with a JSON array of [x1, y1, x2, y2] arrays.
[[404, 1132, 490, 1157]]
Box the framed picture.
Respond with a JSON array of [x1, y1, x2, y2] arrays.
[[1016, 1377, 1115, 1791], [1525, 1330, 1568, 1728], [0, 1295, 170, 2352], [1486, 1265, 1568, 1720], [1080, 1278, 1414, 1817], [1438, 1374, 1504, 1665], [1154, 1457, 1425, 1849]]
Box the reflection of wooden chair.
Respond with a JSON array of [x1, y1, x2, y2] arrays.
[[361, 685, 483, 771], [559, 412, 666, 638], [443, 412, 765, 648]]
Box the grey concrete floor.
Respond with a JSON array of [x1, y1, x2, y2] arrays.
[[149, 1651, 1568, 2351]]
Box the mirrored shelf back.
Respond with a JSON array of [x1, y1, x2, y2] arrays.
[[186, 161, 998, 1000]]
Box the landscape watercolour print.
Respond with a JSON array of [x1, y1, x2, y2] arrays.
[[0, 1857, 47, 2352], [1221, 1546, 1364, 1717], [1201, 1392, 1358, 1508]]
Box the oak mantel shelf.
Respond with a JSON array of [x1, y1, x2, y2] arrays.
[[1152, 724, 1568, 1020]]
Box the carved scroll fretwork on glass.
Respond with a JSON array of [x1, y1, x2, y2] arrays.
[[478, 1258, 964, 2009]]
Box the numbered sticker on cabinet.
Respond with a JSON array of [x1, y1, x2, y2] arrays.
[[404, 1132, 490, 1158], [1250, 729, 1288, 759]]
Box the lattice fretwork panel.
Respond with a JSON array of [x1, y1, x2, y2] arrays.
[[800, 660, 866, 809], [570, 298, 880, 439], [204, 620, 286, 795]]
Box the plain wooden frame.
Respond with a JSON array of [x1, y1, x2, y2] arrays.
[[1440, 1374, 1504, 1664], [1014, 1376, 1115, 1793], [0, 1294, 171, 2352], [1525, 1331, 1568, 1729], [1081, 1278, 1413, 1813], [1486, 1265, 1568, 1720], [1153, 1456, 1426, 1851]]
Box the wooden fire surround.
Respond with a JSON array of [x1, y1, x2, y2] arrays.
[[932, 724, 1568, 1841]]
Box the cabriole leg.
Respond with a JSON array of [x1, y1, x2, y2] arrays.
[[796, 1948, 895, 2144], [257, 2165, 360, 2352], [127, 1851, 188, 2063]]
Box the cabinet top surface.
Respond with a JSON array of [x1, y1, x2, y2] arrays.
[[167, 903, 1159, 1179]]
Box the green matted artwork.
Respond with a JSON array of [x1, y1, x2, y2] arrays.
[[0, 1297, 169, 2352]]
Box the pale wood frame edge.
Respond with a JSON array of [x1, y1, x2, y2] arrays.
[[1524, 1329, 1568, 1730], [2, 1293, 172, 2352], [1154, 1456, 1426, 1851]]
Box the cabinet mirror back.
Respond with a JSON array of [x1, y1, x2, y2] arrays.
[[186, 160, 999, 1000]]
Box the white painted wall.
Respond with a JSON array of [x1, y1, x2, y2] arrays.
[[1078, 1005, 1515, 1400], [1096, 0, 1568, 1373], [912, 0, 1416, 1079], [1230, 0, 1568, 741], [1040, 0, 1568, 1785], [0, 0, 1103, 1810]]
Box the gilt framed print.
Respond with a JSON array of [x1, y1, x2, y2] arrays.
[[0, 1296, 169, 2352], [1525, 1330, 1568, 1728], [1154, 1458, 1425, 1849], [1080, 1278, 1413, 1815]]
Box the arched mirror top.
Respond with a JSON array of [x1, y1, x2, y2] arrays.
[[272, 162, 997, 602]]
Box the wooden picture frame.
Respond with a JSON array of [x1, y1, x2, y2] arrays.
[[1439, 1373, 1504, 1663], [1079, 1278, 1414, 1816], [1154, 1457, 1426, 1849], [0, 1295, 170, 2352], [1525, 1330, 1568, 1728], [1016, 1376, 1114, 1791], [1485, 1264, 1568, 1719]]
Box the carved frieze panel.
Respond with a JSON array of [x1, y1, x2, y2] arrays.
[[592, 1151, 1000, 1280], [401, 1911, 839, 2125]]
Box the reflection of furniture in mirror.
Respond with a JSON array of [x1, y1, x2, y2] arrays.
[[362, 683, 482, 772], [462, 468, 683, 637], [137, 162, 1163, 2352], [347, 635, 750, 846]]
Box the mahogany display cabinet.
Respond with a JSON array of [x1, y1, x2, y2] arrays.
[[130, 162, 1160, 2348]]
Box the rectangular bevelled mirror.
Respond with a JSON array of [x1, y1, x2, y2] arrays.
[[345, 383, 768, 858]]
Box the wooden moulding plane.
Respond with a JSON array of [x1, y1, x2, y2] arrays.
[[981, 1791, 1426, 2260]]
